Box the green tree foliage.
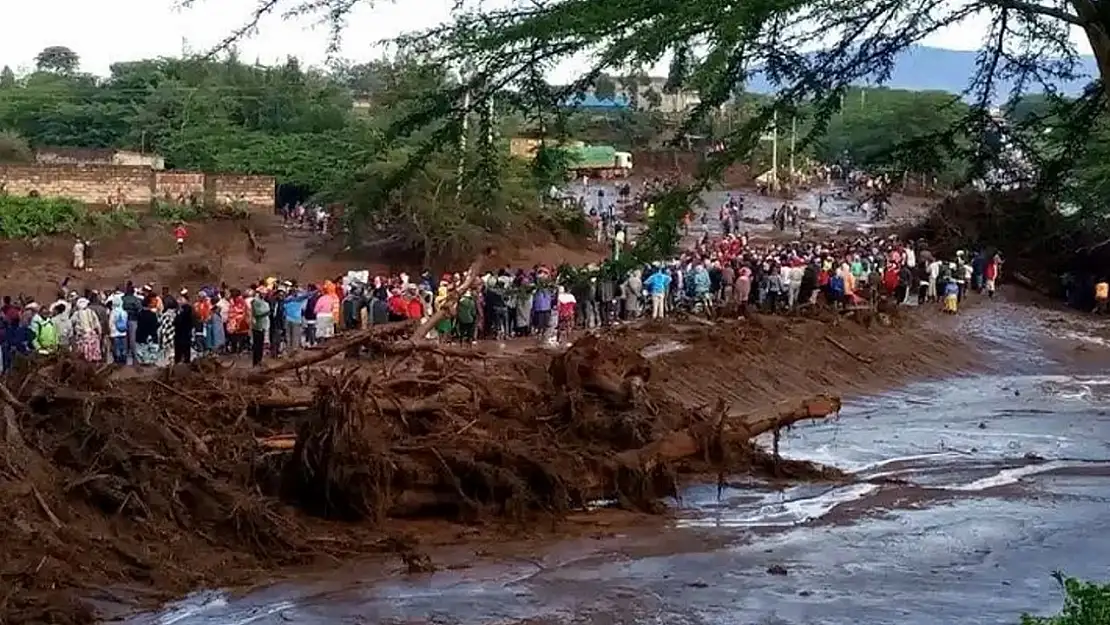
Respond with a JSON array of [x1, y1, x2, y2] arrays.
[[0, 131, 32, 163], [0, 195, 138, 238], [231, 0, 1110, 258], [814, 88, 972, 184], [34, 46, 80, 75], [0, 66, 14, 89], [1022, 574, 1110, 625], [0, 52, 376, 193], [593, 75, 617, 102], [0, 47, 574, 261]]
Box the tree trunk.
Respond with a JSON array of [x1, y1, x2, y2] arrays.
[[1071, 1, 1110, 102]]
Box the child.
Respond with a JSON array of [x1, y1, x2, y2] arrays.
[[556, 286, 577, 345], [943, 278, 960, 314]]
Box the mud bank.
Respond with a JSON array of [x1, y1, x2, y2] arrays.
[[0, 306, 979, 624], [143, 297, 1110, 625]]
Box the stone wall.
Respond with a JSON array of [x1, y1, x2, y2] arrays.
[[0, 165, 275, 213], [0, 164, 154, 207], [154, 172, 206, 203], [205, 174, 275, 212]]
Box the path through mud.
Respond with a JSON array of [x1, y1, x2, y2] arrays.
[[126, 300, 1110, 625]]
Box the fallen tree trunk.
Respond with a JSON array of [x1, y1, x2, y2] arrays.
[[369, 340, 500, 359], [250, 249, 496, 383], [247, 320, 416, 383], [409, 249, 496, 341], [615, 395, 841, 468]]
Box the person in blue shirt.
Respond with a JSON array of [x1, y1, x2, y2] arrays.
[[644, 267, 672, 319], [943, 278, 960, 314], [283, 287, 311, 352]]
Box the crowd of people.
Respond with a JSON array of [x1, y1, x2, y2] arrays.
[[0, 229, 1001, 374], [0, 183, 1008, 373]]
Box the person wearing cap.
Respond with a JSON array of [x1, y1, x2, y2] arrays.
[[72, 298, 102, 362]]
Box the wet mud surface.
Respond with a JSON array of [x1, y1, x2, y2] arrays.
[[568, 181, 931, 242], [127, 296, 1110, 625]]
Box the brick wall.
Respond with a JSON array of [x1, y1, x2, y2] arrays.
[[205, 174, 276, 213], [0, 164, 154, 207], [154, 172, 206, 203], [0, 165, 276, 214]]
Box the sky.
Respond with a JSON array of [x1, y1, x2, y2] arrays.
[[0, 0, 1093, 82]]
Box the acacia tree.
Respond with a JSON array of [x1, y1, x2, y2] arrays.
[[193, 0, 1110, 255], [34, 46, 80, 74]]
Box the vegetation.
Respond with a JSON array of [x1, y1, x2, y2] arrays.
[[0, 195, 138, 239], [0, 48, 373, 194], [0, 130, 31, 163], [0, 47, 576, 260], [1022, 574, 1110, 625], [202, 0, 1110, 260], [7, 0, 1110, 261]]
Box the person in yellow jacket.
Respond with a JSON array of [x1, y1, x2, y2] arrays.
[[1095, 280, 1108, 314]]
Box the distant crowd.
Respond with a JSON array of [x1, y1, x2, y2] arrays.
[[0, 226, 1002, 373]]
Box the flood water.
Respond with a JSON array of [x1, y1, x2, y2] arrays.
[[124, 300, 1110, 625], [565, 181, 884, 238]]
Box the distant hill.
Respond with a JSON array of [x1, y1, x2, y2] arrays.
[[745, 45, 1098, 98]]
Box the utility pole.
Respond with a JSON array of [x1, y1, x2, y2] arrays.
[[789, 116, 797, 179], [771, 110, 779, 190], [457, 80, 470, 201], [486, 95, 494, 149]]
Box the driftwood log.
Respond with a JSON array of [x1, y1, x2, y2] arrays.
[[247, 320, 416, 383], [248, 249, 496, 383], [614, 395, 842, 468], [409, 248, 496, 341]]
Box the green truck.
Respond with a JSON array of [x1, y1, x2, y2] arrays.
[[566, 145, 633, 178]]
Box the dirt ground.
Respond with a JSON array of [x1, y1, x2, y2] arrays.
[[0, 297, 982, 625], [0, 216, 608, 303]]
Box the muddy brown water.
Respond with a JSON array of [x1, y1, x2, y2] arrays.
[[111, 297, 1110, 625]]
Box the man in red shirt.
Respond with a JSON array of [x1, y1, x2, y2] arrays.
[[173, 222, 188, 254]]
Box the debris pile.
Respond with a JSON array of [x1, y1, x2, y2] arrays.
[[0, 324, 842, 623]]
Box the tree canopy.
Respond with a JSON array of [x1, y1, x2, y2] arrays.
[[0, 52, 374, 193], [34, 46, 80, 75], [195, 0, 1110, 257]]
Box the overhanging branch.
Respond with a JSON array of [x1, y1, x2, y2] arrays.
[[986, 0, 1087, 27]]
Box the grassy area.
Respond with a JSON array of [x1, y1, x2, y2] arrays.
[[1021, 574, 1110, 625], [0, 195, 253, 240], [0, 195, 139, 239]]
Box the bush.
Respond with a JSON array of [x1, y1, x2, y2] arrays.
[[0, 195, 84, 238], [152, 200, 203, 222], [0, 195, 140, 239], [1022, 573, 1110, 625]]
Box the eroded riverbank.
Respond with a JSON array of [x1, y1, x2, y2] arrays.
[[126, 294, 1110, 625]]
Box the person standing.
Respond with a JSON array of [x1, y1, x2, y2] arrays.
[[121, 286, 142, 360], [71, 298, 102, 362], [173, 294, 195, 364], [108, 300, 128, 365], [250, 293, 271, 367], [644, 266, 672, 319], [134, 296, 161, 366], [72, 236, 86, 272], [174, 222, 188, 254]]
